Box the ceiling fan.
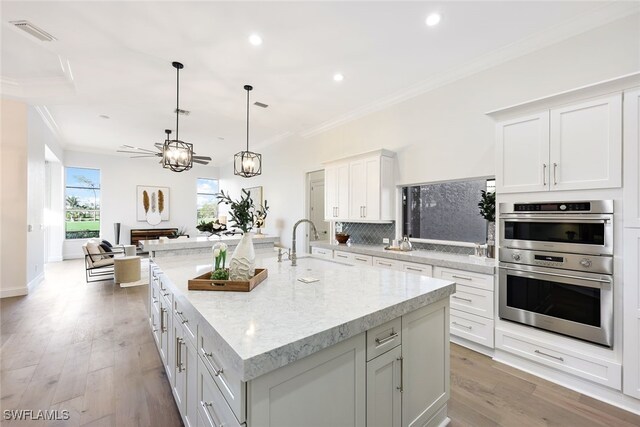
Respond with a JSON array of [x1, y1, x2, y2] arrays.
[[117, 129, 212, 166]]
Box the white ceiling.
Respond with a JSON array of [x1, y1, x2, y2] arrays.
[[1, 1, 636, 166]]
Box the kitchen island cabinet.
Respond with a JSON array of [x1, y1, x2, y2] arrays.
[[148, 254, 455, 427]]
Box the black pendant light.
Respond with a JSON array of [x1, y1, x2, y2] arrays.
[[162, 61, 193, 172], [234, 85, 262, 177]]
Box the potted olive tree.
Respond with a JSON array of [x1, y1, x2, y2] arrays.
[[478, 190, 496, 258]]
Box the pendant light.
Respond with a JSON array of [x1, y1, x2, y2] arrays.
[[162, 61, 193, 172], [234, 84, 262, 177]]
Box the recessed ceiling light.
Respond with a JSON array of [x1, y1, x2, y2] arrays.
[[99, 114, 110, 119], [333, 73, 344, 82], [425, 13, 441, 27], [249, 34, 263, 46]]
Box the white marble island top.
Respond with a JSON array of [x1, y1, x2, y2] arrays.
[[152, 253, 455, 381]]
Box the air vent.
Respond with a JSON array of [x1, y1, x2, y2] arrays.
[[175, 108, 191, 116], [254, 102, 269, 108], [10, 20, 56, 42]]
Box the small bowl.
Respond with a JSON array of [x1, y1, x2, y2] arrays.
[[335, 233, 350, 244]]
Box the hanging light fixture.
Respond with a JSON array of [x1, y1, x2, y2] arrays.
[[162, 61, 193, 172], [234, 84, 262, 177]]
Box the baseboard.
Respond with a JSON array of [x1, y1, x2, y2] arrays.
[[27, 272, 44, 291], [0, 287, 28, 298], [47, 256, 63, 262], [450, 335, 495, 358], [63, 252, 84, 260], [494, 349, 640, 416]]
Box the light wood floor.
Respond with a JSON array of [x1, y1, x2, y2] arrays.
[[1, 260, 639, 427]]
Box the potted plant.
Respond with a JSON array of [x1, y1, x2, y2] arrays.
[[478, 190, 496, 257], [216, 189, 269, 280], [196, 219, 227, 237]]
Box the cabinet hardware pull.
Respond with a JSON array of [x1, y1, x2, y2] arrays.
[[553, 163, 558, 185], [452, 321, 473, 330], [406, 267, 423, 272], [375, 331, 398, 346], [152, 328, 158, 333], [397, 356, 404, 393], [201, 401, 224, 427], [176, 337, 184, 372], [162, 292, 170, 298], [452, 296, 473, 303], [452, 274, 472, 281], [175, 310, 188, 324], [336, 207, 339, 217], [534, 349, 564, 362], [337, 254, 348, 258], [543, 163, 547, 186], [355, 257, 368, 262], [378, 262, 392, 267], [202, 350, 224, 376], [160, 307, 166, 332], [363, 206, 366, 217]]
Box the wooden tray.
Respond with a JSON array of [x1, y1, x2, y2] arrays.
[[188, 268, 268, 292]]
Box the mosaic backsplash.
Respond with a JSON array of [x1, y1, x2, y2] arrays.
[[337, 222, 474, 255]]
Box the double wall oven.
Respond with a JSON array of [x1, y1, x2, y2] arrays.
[[498, 200, 614, 347]]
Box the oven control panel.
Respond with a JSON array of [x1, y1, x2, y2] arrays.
[[513, 202, 591, 212], [500, 248, 613, 275]]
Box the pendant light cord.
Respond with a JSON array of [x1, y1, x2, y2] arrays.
[[175, 66, 180, 141], [246, 87, 250, 152]]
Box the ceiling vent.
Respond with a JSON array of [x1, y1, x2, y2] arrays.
[[175, 108, 191, 116], [10, 20, 56, 42], [254, 102, 269, 108]]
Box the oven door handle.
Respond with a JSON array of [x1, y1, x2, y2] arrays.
[[500, 216, 610, 223], [501, 266, 611, 286]]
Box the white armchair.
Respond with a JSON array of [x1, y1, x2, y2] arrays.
[[83, 239, 122, 282]]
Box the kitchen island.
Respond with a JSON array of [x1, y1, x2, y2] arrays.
[[140, 234, 278, 258], [149, 253, 455, 427]]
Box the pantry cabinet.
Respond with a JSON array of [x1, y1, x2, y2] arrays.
[[324, 150, 395, 222], [496, 93, 622, 193], [624, 88, 640, 228]]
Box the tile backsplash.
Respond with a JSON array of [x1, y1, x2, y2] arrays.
[[337, 221, 474, 255]]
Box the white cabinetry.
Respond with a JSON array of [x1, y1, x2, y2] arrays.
[[367, 346, 402, 427], [325, 162, 349, 220], [496, 93, 622, 193], [249, 334, 366, 427], [435, 267, 495, 350], [324, 150, 395, 222], [623, 88, 640, 399]]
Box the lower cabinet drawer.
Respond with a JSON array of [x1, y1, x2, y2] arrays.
[[450, 284, 494, 320], [495, 329, 621, 389], [435, 267, 493, 292], [373, 257, 400, 270], [174, 297, 197, 348], [450, 309, 494, 348], [333, 250, 353, 263], [366, 318, 402, 361], [311, 247, 333, 259], [401, 262, 432, 277], [198, 328, 245, 423], [197, 357, 242, 427], [352, 254, 373, 266]]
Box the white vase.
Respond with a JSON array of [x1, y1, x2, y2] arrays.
[[229, 232, 255, 281], [487, 221, 496, 244]]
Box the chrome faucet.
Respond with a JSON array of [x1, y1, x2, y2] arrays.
[[291, 219, 319, 266]]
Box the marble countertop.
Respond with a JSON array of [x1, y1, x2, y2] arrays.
[[310, 241, 496, 274], [153, 253, 455, 381], [140, 234, 278, 250]]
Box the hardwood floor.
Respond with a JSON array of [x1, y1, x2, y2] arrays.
[[1, 259, 639, 426]]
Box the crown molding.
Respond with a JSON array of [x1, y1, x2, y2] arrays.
[[300, 3, 639, 139], [34, 105, 64, 144]]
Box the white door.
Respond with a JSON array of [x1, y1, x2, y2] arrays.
[[336, 163, 350, 220], [363, 157, 380, 220], [366, 346, 402, 427], [623, 228, 640, 399], [325, 166, 338, 220], [401, 299, 449, 427], [350, 160, 367, 219], [549, 93, 622, 191], [624, 89, 640, 228], [496, 112, 550, 193]]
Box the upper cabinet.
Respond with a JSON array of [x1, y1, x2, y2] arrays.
[[624, 88, 640, 228], [496, 93, 622, 194], [325, 150, 395, 222]]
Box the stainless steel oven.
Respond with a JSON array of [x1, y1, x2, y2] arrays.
[[498, 200, 614, 347], [499, 200, 613, 256]]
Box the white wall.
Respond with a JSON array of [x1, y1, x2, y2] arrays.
[[62, 151, 219, 259], [45, 157, 64, 263], [0, 99, 28, 297], [221, 14, 640, 248]]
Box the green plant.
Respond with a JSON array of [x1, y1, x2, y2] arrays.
[[478, 190, 496, 222], [196, 219, 227, 235], [216, 189, 269, 233], [211, 268, 229, 280], [173, 226, 189, 237]]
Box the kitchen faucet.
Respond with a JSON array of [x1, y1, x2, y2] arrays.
[[291, 219, 319, 266]]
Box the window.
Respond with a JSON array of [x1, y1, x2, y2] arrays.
[[197, 178, 219, 223], [402, 178, 495, 244], [65, 167, 100, 239]]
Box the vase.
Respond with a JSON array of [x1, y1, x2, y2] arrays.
[[229, 232, 255, 281], [486, 222, 496, 259]]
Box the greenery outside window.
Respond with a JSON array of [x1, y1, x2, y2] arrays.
[[65, 167, 100, 239], [402, 178, 495, 244], [197, 178, 219, 223]]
